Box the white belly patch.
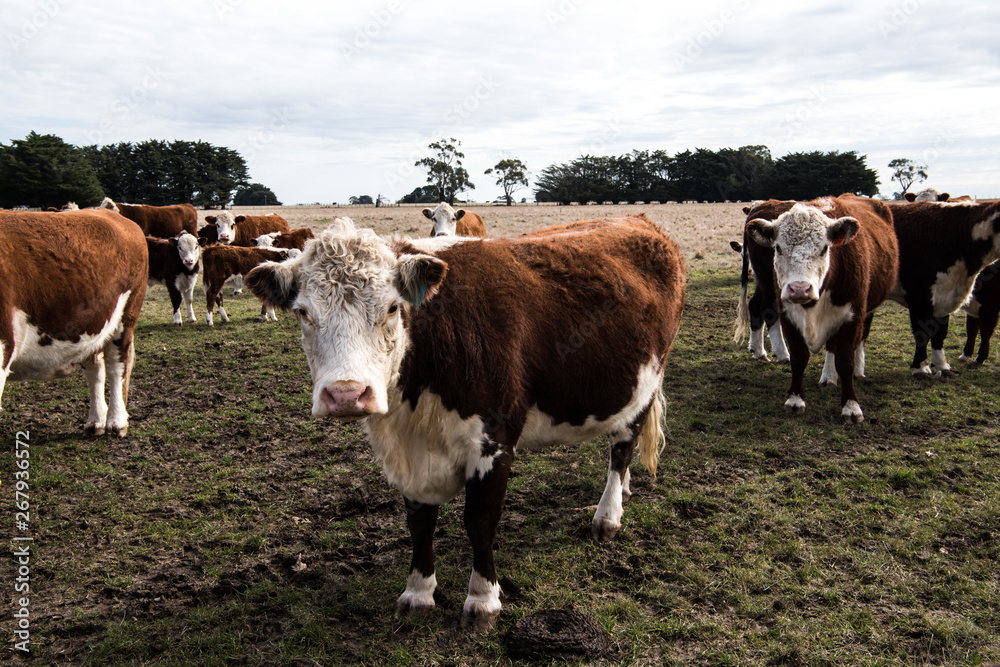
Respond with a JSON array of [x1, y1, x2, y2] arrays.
[[783, 292, 854, 354], [930, 260, 975, 317]]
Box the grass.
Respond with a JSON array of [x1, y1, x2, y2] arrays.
[[1, 253, 999, 665]]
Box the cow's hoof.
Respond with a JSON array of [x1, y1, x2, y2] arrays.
[[938, 368, 959, 378], [591, 519, 620, 542], [784, 395, 806, 414], [110, 424, 129, 437], [841, 401, 864, 424], [462, 609, 500, 633], [84, 423, 105, 436], [395, 599, 434, 618], [819, 379, 838, 388]]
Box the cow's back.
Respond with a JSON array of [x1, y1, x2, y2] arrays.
[[119, 202, 198, 238], [235, 215, 290, 245], [456, 212, 486, 237]]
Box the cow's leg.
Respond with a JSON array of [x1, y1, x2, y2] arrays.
[[206, 285, 217, 326], [82, 351, 108, 436], [961, 314, 980, 362], [974, 306, 998, 364], [232, 275, 244, 295], [747, 288, 768, 359], [167, 282, 184, 325], [104, 337, 133, 436], [768, 322, 788, 362], [462, 445, 513, 632], [832, 327, 863, 423], [819, 348, 839, 387], [782, 319, 810, 414], [761, 288, 788, 362], [929, 314, 955, 376], [396, 498, 439, 616], [908, 309, 943, 378], [180, 274, 198, 323], [593, 426, 638, 542]]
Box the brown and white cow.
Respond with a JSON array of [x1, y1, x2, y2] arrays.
[[146, 232, 202, 325], [0, 209, 148, 435], [887, 199, 1000, 376], [422, 202, 487, 237], [200, 211, 290, 246], [254, 227, 314, 250], [961, 260, 1000, 365], [201, 244, 299, 325], [245, 215, 686, 631], [99, 197, 198, 238], [747, 194, 899, 422]]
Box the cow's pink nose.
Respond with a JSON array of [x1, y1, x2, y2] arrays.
[[321, 381, 377, 418], [785, 282, 815, 303]]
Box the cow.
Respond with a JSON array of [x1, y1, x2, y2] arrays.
[[887, 199, 1000, 376], [146, 232, 202, 325], [960, 260, 1000, 365], [902, 188, 975, 203], [99, 197, 198, 238], [733, 200, 795, 362], [244, 214, 686, 632], [200, 211, 290, 246], [746, 194, 899, 423], [0, 208, 147, 435], [422, 202, 487, 237], [201, 244, 299, 325], [254, 227, 314, 250]]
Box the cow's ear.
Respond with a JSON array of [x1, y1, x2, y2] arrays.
[[421, 208, 434, 220], [234, 215, 246, 224], [205, 215, 217, 224], [938, 192, 951, 201], [828, 217, 859, 246], [169, 238, 179, 247], [729, 241, 742, 253], [396, 253, 448, 306], [742, 206, 751, 215], [903, 193, 916, 202], [455, 209, 466, 221], [245, 262, 298, 310], [746, 218, 777, 248], [198, 237, 207, 247]]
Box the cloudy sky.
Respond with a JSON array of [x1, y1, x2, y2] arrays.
[[3, 0, 998, 204]]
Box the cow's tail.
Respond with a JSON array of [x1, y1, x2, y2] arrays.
[[733, 230, 751, 344], [638, 383, 666, 478]]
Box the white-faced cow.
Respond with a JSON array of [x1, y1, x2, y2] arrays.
[[0, 209, 148, 435], [886, 199, 1000, 376], [422, 202, 487, 237], [99, 197, 198, 238], [200, 211, 290, 246], [747, 194, 899, 423], [961, 260, 1000, 365], [254, 227, 314, 250], [202, 245, 299, 325], [245, 215, 686, 631], [146, 232, 202, 324]]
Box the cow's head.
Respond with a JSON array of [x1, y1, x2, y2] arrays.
[[205, 211, 238, 244], [422, 202, 469, 237], [747, 203, 858, 305], [171, 232, 201, 271], [98, 197, 119, 213], [245, 217, 447, 419]]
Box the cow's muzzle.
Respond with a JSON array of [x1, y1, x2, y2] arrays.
[[783, 281, 818, 305], [318, 381, 380, 419]]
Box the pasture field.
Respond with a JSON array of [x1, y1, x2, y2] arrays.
[[2, 204, 1000, 666]]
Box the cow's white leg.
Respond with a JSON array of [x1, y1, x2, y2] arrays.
[[267, 305, 276, 321], [181, 277, 197, 323], [172, 308, 183, 325], [397, 571, 437, 613], [769, 322, 789, 362], [913, 359, 935, 378], [931, 348, 952, 374], [593, 430, 634, 541], [854, 342, 866, 379], [819, 351, 839, 387], [841, 399, 864, 423], [83, 352, 108, 435], [785, 394, 806, 414], [749, 326, 768, 360], [185, 298, 196, 323], [206, 311, 214, 327], [463, 571, 502, 631], [219, 306, 230, 323], [103, 342, 129, 436], [232, 275, 244, 295]]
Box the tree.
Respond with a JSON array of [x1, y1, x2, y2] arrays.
[[484, 157, 529, 205], [0, 132, 105, 209], [234, 183, 282, 206], [415, 138, 474, 204], [349, 195, 374, 205], [888, 158, 928, 198], [398, 185, 439, 204]]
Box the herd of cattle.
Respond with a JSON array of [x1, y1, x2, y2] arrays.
[[2, 189, 998, 632]]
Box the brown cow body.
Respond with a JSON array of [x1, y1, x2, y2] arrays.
[[255, 227, 314, 250], [146, 233, 202, 325], [100, 198, 198, 238], [0, 209, 148, 435], [962, 260, 1000, 364], [747, 195, 899, 422], [422, 202, 487, 237], [200, 211, 290, 246], [201, 245, 296, 325]]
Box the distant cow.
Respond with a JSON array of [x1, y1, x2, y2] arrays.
[[146, 233, 202, 325], [245, 215, 686, 631], [747, 195, 899, 422], [0, 209, 148, 435], [887, 199, 1000, 376], [201, 245, 297, 325], [200, 211, 290, 246], [961, 260, 1000, 365], [422, 202, 487, 237], [99, 197, 198, 238], [254, 227, 314, 250]]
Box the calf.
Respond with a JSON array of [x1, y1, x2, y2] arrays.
[[201, 211, 290, 246], [0, 209, 147, 435], [201, 245, 297, 325], [422, 202, 487, 237], [886, 199, 1000, 376], [146, 233, 202, 324], [254, 227, 314, 250], [961, 260, 1000, 364], [747, 194, 899, 422], [100, 197, 198, 238], [246, 215, 686, 631]]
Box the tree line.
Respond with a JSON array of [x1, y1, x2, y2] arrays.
[[533, 146, 880, 204]]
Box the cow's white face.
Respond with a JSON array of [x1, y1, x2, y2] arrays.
[[174, 232, 201, 269], [255, 232, 279, 247], [422, 203, 466, 237], [244, 218, 447, 419], [748, 204, 858, 305], [212, 211, 238, 244]]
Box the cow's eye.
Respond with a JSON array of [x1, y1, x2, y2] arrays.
[[774, 244, 783, 256], [820, 245, 829, 256], [387, 303, 399, 317], [295, 307, 311, 324]]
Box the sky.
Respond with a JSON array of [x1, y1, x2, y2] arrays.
[[3, 0, 999, 205]]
